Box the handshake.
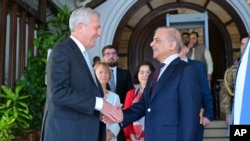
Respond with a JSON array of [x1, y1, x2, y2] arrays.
[[101, 100, 124, 124]]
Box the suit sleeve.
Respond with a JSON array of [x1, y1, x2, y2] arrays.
[[179, 64, 202, 140], [122, 91, 146, 128], [198, 62, 214, 120], [123, 89, 136, 137]]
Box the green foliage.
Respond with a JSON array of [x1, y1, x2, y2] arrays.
[[0, 113, 16, 141], [16, 57, 47, 130], [33, 5, 71, 54], [0, 85, 32, 139], [15, 5, 71, 130]]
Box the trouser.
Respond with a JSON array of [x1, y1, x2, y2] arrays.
[[197, 124, 204, 141], [117, 130, 126, 141]]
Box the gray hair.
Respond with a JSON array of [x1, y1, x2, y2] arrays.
[[69, 7, 100, 32], [156, 27, 183, 53]]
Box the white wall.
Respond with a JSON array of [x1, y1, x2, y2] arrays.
[[88, 0, 136, 63], [89, 0, 250, 63], [52, 0, 250, 63], [227, 0, 250, 33]]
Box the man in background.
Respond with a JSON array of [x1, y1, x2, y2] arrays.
[[180, 43, 213, 141], [102, 45, 134, 141], [102, 45, 134, 104], [181, 32, 190, 46], [228, 0, 250, 127], [220, 33, 249, 125], [187, 31, 214, 81]]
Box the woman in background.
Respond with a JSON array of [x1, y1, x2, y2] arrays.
[[94, 62, 121, 141], [123, 62, 155, 141]]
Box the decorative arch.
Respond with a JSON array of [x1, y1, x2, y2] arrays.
[[112, 0, 246, 80]]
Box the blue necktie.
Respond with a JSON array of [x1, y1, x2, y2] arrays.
[[83, 51, 98, 87], [109, 69, 116, 92]]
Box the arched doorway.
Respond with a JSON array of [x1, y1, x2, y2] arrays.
[[112, 0, 247, 119], [113, 1, 246, 73]]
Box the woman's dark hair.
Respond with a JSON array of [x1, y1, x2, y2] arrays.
[[133, 61, 155, 84]]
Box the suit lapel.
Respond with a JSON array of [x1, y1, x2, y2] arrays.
[[67, 38, 102, 96], [115, 68, 122, 91], [150, 58, 181, 102], [68, 38, 90, 76], [108, 68, 122, 92]]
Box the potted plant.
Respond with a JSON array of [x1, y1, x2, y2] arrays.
[[14, 5, 71, 140], [0, 85, 32, 140]]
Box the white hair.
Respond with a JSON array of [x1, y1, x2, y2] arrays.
[[69, 7, 100, 32]]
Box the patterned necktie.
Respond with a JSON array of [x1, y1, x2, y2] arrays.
[[151, 63, 165, 90], [109, 69, 116, 92], [83, 51, 98, 87]]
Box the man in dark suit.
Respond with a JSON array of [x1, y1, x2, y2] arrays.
[[40, 7, 122, 141], [102, 45, 134, 141], [180, 45, 214, 141], [102, 45, 134, 104], [104, 27, 202, 141]]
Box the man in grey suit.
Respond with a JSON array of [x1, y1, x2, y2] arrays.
[[40, 7, 122, 141]]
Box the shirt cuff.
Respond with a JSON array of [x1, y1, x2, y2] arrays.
[[95, 97, 103, 111]]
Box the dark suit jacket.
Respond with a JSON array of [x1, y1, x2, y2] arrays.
[[40, 38, 106, 141], [122, 58, 202, 141], [188, 59, 213, 121], [108, 68, 134, 104]]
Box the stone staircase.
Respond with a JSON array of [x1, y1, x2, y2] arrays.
[[203, 120, 229, 141]]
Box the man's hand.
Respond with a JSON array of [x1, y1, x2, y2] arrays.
[[106, 130, 114, 141], [225, 115, 230, 126], [202, 117, 211, 127], [101, 100, 123, 123], [207, 74, 212, 81]]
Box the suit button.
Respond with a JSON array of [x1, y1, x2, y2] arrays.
[[147, 108, 151, 112]]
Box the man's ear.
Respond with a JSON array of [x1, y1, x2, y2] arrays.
[[76, 22, 85, 32], [170, 41, 177, 51]]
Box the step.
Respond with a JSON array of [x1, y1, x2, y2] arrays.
[[203, 138, 229, 141], [204, 128, 229, 138], [203, 120, 229, 140], [205, 120, 228, 128]]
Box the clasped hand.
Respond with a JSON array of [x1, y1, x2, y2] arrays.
[[101, 99, 123, 124]]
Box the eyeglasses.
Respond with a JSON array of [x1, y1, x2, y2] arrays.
[[104, 52, 117, 57]]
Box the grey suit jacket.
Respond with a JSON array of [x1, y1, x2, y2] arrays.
[[40, 38, 105, 141]]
